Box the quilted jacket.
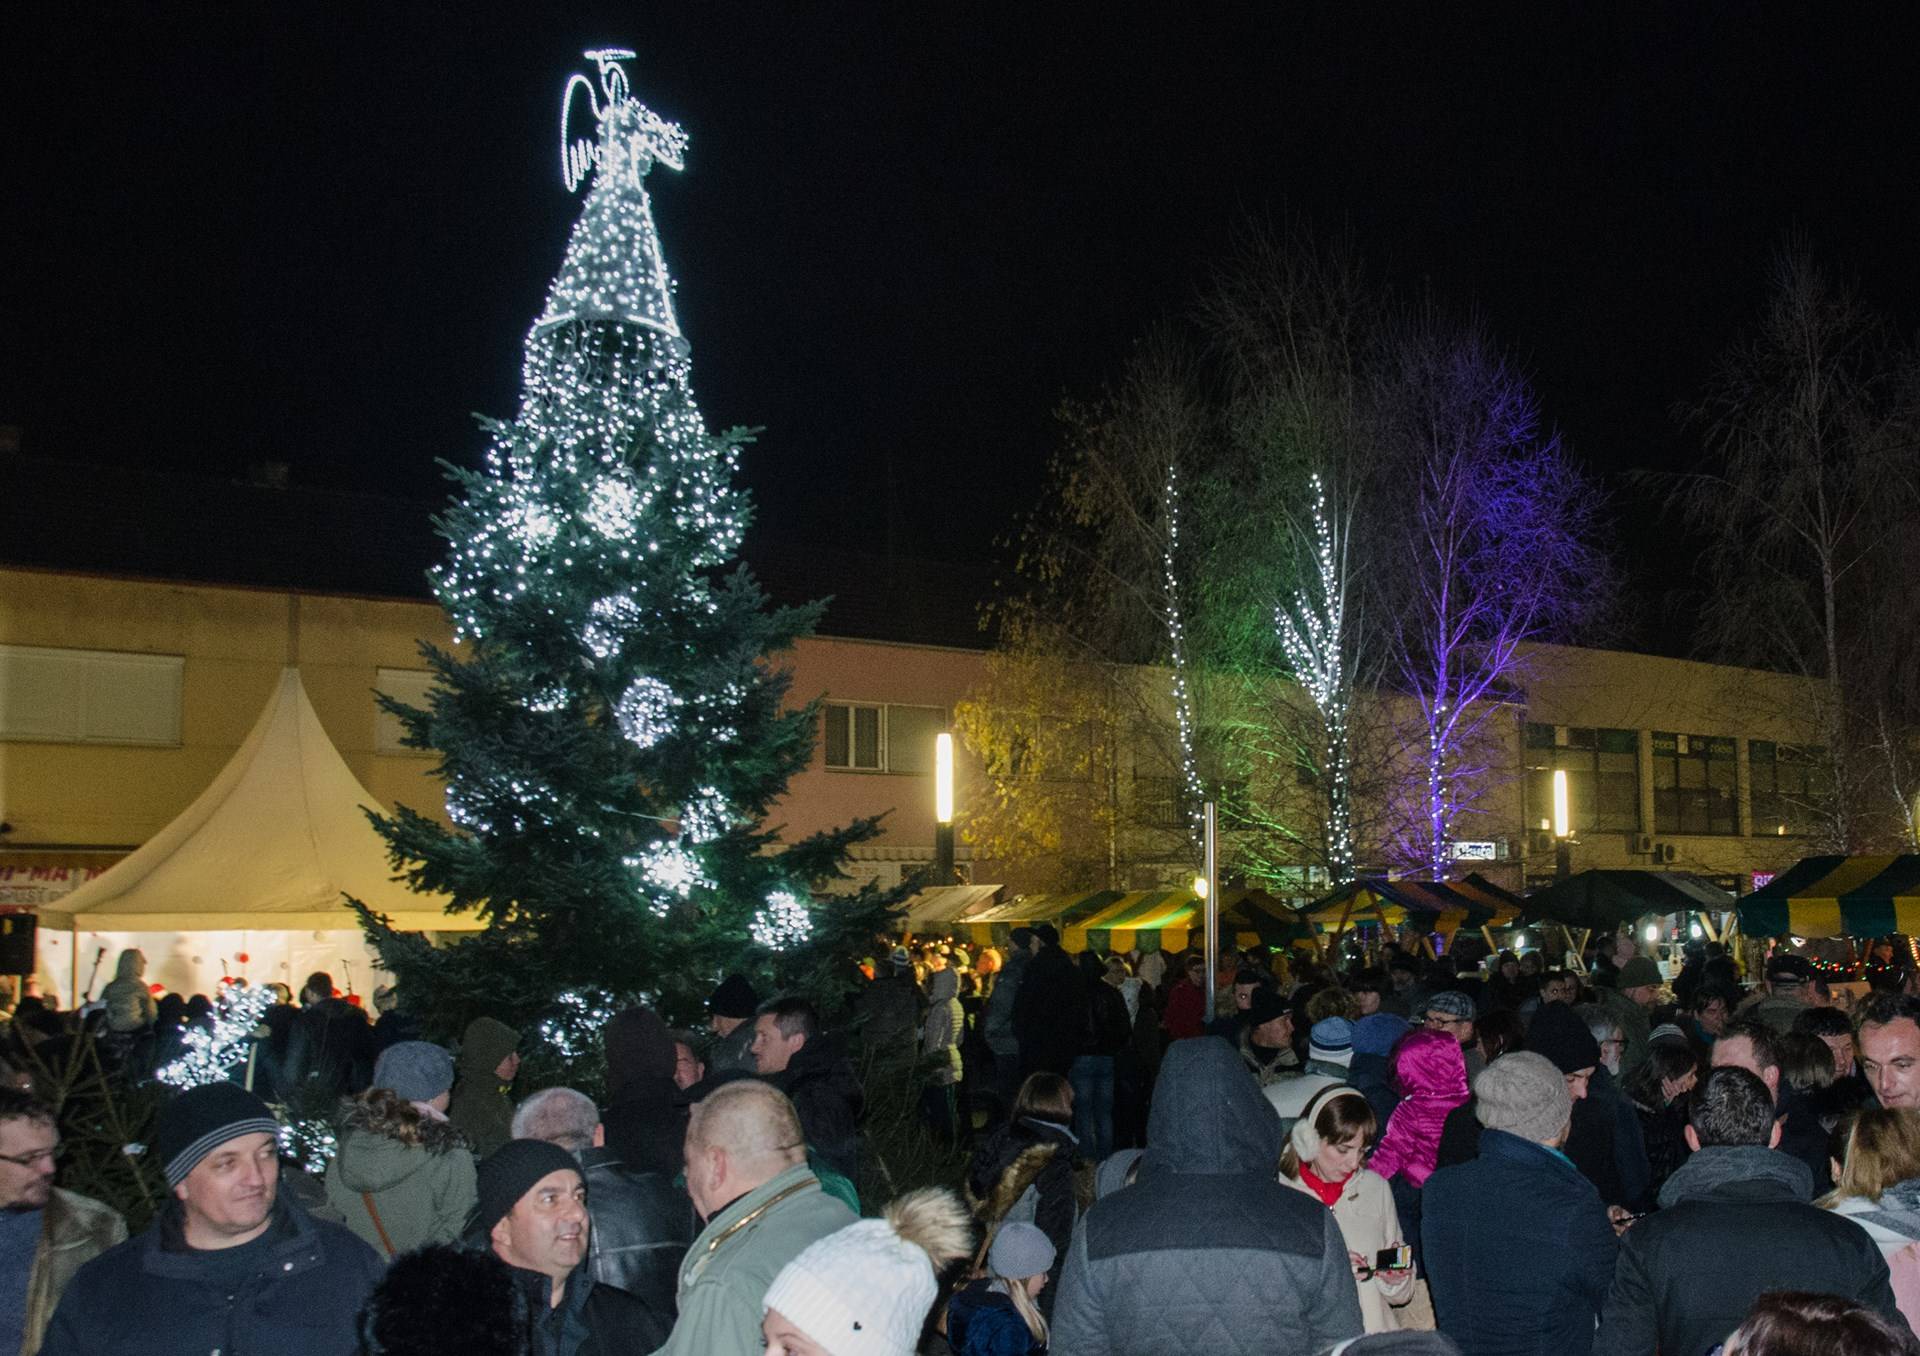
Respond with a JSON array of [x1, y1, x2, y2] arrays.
[[1048, 1038, 1363, 1356]]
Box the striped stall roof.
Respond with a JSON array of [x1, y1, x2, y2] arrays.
[[1738, 855, 1920, 938], [1299, 875, 1523, 935]]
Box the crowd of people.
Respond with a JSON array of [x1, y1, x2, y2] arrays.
[[6, 929, 1920, 1354]]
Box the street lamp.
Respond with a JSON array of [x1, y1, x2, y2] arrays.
[[933, 732, 956, 885], [1552, 769, 1572, 881]]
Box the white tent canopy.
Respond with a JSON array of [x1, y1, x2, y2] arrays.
[[40, 667, 468, 935]]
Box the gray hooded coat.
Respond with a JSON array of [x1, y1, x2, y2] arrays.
[[1049, 1038, 1363, 1356]]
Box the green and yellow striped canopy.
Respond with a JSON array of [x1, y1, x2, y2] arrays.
[[1299, 874, 1523, 935], [1738, 855, 1920, 938]]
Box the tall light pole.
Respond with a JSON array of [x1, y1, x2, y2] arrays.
[[1552, 768, 1572, 881], [933, 731, 957, 885]]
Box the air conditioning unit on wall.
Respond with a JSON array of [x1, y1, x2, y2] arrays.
[[1655, 843, 1678, 864], [1635, 834, 1654, 855]]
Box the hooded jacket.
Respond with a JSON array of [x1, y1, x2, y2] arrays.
[[99, 950, 156, 1033], [923, 968, 964, 1085], [447, 1016, 520, 1158], [1595, 1145, 1906, 1356], [1367, 1031, 1469, 1189], [600, 1008, 688, 1178], [982, 947, 1029, 1048], [323, 1100, 477, 1257], [1049, 1039, 1363, 1356]]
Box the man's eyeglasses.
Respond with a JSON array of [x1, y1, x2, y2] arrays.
[[1423, 1014, 1472, 1029], [0, 1143, 59, 1168]]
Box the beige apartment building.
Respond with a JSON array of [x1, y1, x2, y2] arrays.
[[0, 559, 1831, 918]]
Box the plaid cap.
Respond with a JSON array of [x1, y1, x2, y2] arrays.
[[1423, 990, 1476, 1021]]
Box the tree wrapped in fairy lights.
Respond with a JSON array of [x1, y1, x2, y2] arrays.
[[360, 50, 885, 1032]]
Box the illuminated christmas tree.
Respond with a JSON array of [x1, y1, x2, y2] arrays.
[[361, 50, 885, 1032]]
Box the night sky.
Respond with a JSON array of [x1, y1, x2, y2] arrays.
[[9, 7, 1920, 650]]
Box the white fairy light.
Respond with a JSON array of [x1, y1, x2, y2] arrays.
[[1275, 473, 1355, 884], [157, 983, 276, 1089], [581, 593, 642, 661], [626, 840, 709, 910], [751, 888, 813, 950], [681, 786, 733, 843], [583, 473, 648, 539], [278, 1119, 338, 1174], [1160, 455, 1206, 848], [538, 988, 621, 1060], [614, 675, 677, 748]]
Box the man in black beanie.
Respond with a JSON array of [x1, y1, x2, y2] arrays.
[[471, 1139, 664, 1355], [39, 1083, 383, 1356], [706, 975, 759, 1075]]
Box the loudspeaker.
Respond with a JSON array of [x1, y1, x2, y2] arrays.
[[0, 914, 36, 975]]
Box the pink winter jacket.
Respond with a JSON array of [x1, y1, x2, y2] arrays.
[[1366, 1029, 1469, 1188]]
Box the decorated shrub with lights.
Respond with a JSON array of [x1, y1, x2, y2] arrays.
[[360, 51, 886, 1032]]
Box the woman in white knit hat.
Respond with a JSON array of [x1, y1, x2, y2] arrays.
[[761, 1186, 972, 1356], [945, 1221, 1055, 1355], [1278, 1083, 1418, 1332]]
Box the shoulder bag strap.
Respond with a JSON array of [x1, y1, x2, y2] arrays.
[[361, 1190, 397, 1258]]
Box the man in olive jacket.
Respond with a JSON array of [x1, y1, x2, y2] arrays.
[[2, 1091, 126, 1356], [651, 1081, 855, 1356]]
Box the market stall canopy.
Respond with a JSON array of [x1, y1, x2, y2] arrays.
[[1523, 869, 1734, 932], [893, 883, 1003, 927], [1300, 875, 1523, 935], [37, 668, 471, 934], [949, 885, 1310, 954], [1738, 855, 1920, 938]]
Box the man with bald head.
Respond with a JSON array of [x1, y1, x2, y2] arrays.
[[650, 1080, 855, 1356]]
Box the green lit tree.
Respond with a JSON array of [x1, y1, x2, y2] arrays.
[[358, 52, 886, 1033]]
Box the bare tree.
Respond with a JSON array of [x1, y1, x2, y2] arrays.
[[1662, 250, 1920, 849], [1370, 314, 1609, 878]]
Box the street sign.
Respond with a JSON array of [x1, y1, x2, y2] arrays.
[[1450, 840, 1498, 861]]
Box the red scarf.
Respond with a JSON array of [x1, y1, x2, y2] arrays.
[[1299, 1163, 1347, 1207]]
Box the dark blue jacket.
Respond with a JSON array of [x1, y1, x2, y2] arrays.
[[39, 1195, 382, 1356], [947, 1279, 1044, 1356], [1422, 1128, 1617, 1356]]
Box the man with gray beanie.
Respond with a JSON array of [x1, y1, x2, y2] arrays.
[[471, 1137, 664, 1354], [39, 1083, 383, 1356], [1422, 1052, 1616, 1356]]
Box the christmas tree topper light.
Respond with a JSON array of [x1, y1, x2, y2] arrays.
[[561, 47, 688, 192]]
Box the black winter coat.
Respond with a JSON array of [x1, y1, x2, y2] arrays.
[[773, 1034, 865, 1181], [967, 1116, 1079, 1313], [512, 1259, 668, 1356], [581, 1146, 696, 1326], [1013, 944, 1084, 1076], [1594, 1145, 1907, 1356], [39, 1196, 383, 1356]]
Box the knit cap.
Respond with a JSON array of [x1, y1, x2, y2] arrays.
[[152, 1083, 281, 1187], [1617, 956, 1664, 990], [763, 1187, 972, 1356], [1352, 1013, 1411, 1057], [1310, 1017, 1355, 1067], [372, 1041, 456, 1103], [1527, 1001, 1602, 1074], [470, 1139, 583, 1237], [988, 1221, 1055, 1280], [1473, 1052, 1572, 1145], [707, 973, 761, 1019]]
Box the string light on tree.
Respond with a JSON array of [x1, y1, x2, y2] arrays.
[[1274, 473, 1356, 885], [538, 988, 622, 1059], [156, 983, 275, 1089], [279, 1119, 338, 1175], [751, 888, 813, 950], [614, 675, 677, 748], [1160, 455, 1207, 850]]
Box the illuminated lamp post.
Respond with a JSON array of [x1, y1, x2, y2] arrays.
[[933, 731, 957, 885], [1552, 768, 1572, 881]]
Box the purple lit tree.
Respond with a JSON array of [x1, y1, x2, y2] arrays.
[[1370, 320, 1608, 879]]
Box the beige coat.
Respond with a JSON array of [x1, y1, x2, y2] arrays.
[[1281, 1166, 1415, 1333], [23, 1187, 127, 1356]]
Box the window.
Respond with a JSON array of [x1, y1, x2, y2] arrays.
[[0, 645, 183, 746], [1524, 724, 1640, 833], [374, 668, 439, 757], [822, 702, 945, 773], [1750, 741, 1829, 838], [1132, 774, 1187, 830], [1652, 732, 1738, 835]]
